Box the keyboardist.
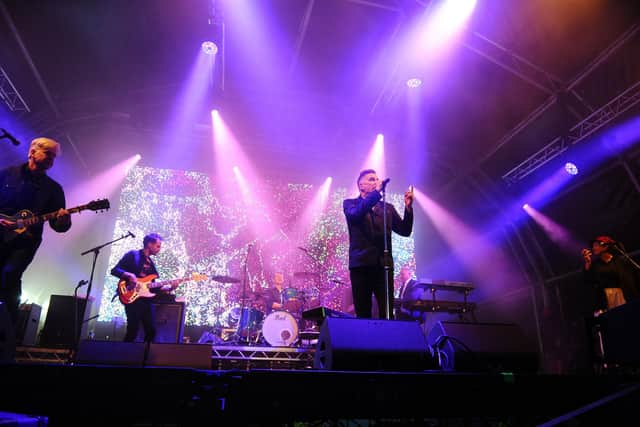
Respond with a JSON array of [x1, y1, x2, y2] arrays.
[[395, 265, 423, 321]]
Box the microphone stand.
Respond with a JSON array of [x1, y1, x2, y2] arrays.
[[381, 185, 392, 320], [237, 244, 252, 343], [612, 244, 640, 271], [74, 232, 134, 359]]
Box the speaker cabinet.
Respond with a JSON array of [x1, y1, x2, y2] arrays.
[[314, 317, 433, 371], [147, 343, 211, 369], [39, 295, 92, 348], [76, 340, 146, 366], [426, 321, 539, 373], [0, 302, 15, 363], [134, 302, 186, 343], [599, 300, 640, 366], [15, 303, 41, 346]]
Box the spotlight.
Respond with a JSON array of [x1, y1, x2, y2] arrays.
[[135, 154, 142, 160], [522, 203, 529, 210], [564, 162, 579, 176], [211, 109, 219, 117], [406, 78, 422, 88], [201, 41, 218, 55]]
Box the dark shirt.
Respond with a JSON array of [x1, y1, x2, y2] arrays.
[[585, 255, 640, 312], [263, 286, 283, 314], [111, 249, 159, 279], [343, 190, 413, 269], [0, 163, 70, 244]]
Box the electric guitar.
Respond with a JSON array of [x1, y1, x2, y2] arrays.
[[0, 199, 110, 243], [117, 273, 208, 305]]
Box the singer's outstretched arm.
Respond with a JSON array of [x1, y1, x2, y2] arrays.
[[343, 190, 381, 221]]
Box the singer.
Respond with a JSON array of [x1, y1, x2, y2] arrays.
[[581, 235, 640, 371], [0, 137, 71, 334], [343, 169, 413, 319], [582, 235, 640, 315]]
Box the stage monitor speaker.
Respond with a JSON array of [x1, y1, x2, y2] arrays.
[[134, 301, 186, 343], [15, 303, 41, 346], [426, 321, 539, 373], [39, 295, 92, 348], [314, 317, 434, 371], [146, 343, 211, 369], [599, 300, 640, 366], [76, 340, 146, 366], [0, 302, 15, 363]]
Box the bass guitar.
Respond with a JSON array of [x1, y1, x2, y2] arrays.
[[1, 199, 110, 243], [117, 273, 208, 305]]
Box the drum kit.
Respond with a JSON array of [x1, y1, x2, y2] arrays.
[[207, 272, 323, 347]]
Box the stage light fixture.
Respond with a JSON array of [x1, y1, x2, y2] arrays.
[[564, 162, 579, 176], [201, 41, 218, 55], [406, 78, 422, 88]]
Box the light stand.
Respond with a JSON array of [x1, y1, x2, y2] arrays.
[[74, 232, 134, 358]]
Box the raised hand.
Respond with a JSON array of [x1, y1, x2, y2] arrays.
[[581, 248, 592, 270]]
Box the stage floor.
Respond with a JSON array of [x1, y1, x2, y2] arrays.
[[3, 349, 640, 426]]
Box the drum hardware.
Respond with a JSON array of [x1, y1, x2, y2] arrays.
[[282, 287, 303, 313], [293, 271, 319, 280], [210, 275, 241, 284]]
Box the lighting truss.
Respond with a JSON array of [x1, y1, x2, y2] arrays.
[[463, 32, 563, 95], [502, 80, 640, 185], [0, 65, 30, 112]]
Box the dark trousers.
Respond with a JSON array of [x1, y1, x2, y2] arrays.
[[350, 265, 394, 319], [0, 239, 38, 328], [124, 299, 156, 342]]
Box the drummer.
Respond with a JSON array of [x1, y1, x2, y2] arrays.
[[263, 271, 287, 315]]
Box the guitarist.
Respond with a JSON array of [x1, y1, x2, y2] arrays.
[[110, 233, 173, 342], [0, 137, 71, 328]]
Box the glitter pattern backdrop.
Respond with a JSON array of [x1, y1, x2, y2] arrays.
[[98, 166, 415, 326]]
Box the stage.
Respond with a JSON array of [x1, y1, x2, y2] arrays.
[[3, 344, 640, 426]]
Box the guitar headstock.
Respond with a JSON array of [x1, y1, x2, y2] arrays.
[[191, 273, 208, 282], [87, 199, 110, 212]]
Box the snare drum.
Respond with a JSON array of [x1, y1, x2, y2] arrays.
[[261, 310, 299, 347], [282, 287, 303, 313]]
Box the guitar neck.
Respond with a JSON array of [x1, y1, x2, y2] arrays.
[[148, 277, 190, 289], [22, 206, 86, 227]]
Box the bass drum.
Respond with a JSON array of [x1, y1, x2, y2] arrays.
[[262, 311, 299, 347]]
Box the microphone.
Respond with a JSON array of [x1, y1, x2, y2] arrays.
[[77, 279, 88, 287], [127, 231, 135, 238], [380, 178, 390, 192], [0, 128, 20, 146]]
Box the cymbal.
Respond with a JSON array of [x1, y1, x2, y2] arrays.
[[293, 271, 319, 279], [210, 275, 241, 283]]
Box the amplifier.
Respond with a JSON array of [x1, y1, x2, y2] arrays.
[[15, 303, 41, 346], [135, 301, 186, 343]]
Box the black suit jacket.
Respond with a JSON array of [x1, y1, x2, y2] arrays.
[[343, 190, 413, 269], [110, 249, 159, 279]]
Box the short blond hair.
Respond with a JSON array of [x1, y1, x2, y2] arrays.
[[30, 137, 61, 156]]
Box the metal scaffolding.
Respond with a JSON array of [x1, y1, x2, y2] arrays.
[[502, 80, 640, 184]]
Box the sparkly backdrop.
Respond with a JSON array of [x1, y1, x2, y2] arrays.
[[98, 166, 415, 326]]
